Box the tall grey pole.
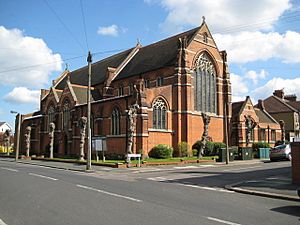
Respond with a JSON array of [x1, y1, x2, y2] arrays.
[[224, 102, 229, 164], [15, 113, 21, 161], [86, 51, 92, 171]]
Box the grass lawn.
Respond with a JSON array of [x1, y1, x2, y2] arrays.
[[39, 156, 217, 165]]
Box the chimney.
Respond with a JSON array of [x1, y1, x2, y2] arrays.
[[257, 99, 265, 111], [273, 89, 284, 99], [284, 94, 297, 102]]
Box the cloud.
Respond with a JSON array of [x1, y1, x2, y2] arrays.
[[4, 87, 40, 105], [0, 26, 62, 88], [245, 69, 267, 84], [97, 24, 120, 37], [215, 30, 300, 63], [253, 77, 300, 100], [153, 0, 291, 34], [230, 73, 249, 102]]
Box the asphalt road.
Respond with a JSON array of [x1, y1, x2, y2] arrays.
[[0, 160, 299, 225]]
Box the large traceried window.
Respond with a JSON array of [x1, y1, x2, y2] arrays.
[[193, 52, 217, 113], [47, 105, 55, 131], [111, 108, 120, 135], [63, 100, 70, 130], [153, 98, 167, 129]]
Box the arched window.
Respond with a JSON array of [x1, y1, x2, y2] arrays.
[[63, 100, 70, 130], [47, 105, 55, 130], [111, 108, 120, 135], [194, 52, 217, 113], [153, 98, 167, 129]]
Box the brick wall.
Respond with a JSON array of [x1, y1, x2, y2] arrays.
[[291, 142, 300, 184]]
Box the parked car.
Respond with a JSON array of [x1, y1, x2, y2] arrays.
[[270, 144, 291, 161]]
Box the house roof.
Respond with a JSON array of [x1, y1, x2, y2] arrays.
[[286, 101, 300, 111], [263, 95, 298, 113]]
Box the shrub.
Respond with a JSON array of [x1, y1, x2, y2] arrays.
[[174, 142, 191, 157], [149, 144, 173, 159], [252, 142, 270, 150], [192, 140, 226, 156], [212, 142, 226, 156]]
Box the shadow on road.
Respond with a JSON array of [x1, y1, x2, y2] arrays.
[[271, 206, 300, 219]]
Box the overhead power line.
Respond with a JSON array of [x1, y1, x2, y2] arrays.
[[80, 0, 89, 51], [0, 48, 126, 74], [44, 0, 86, 52]]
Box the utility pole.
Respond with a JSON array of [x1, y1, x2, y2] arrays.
[[224, 102, 230, 165], [86, 51, 92, 171]]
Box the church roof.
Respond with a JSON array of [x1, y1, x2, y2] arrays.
[[55, 26, 201, 89], [115, 27, 199, 80], [71, 86, 101, 104], [55, 48, 134, 89]]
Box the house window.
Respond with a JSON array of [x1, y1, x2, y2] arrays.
[[111, 108, 120, 135], [47, 105, 55, 131], [157, 77, 164, 87], [193, 52, 217, 113], [144, 79, 150, 88], [259, 129, 266, 142], [63, 100, 70, 130], [153, 98, 167, 129], [271, 130, 276, 141]]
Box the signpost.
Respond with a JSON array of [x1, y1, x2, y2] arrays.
[[92, 137, 107, 162]]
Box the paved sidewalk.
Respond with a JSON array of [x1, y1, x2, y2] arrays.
[[0, 158, 116, 172], [226, 173, 300, 202]]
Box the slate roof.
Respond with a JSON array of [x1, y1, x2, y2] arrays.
[[254, 108, 277, 124], [116, 27, 200, 80], [263, 96, 298, 113], [286, 101, 300, 111], [55, 48, 134, 89], [55, 26, 200, 89], [72, 86, 101, 104], [232, 101, 244, 119]]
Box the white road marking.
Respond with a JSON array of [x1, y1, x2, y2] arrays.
[[147, 177, 168, 181], [132, 168, 162, 173], [173, 166, 198, 169], [199, 164, 215, 168], [206, 216, 241, 225], [28, 173, 58, 181], [76, 184, 142, 203], [0, 218, 7, 225], [223, 166, 262, 172], [178, 184, 234, 193], [1, 167, 18, 172]]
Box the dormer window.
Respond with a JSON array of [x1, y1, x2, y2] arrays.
[[157, 77, 164, 87]]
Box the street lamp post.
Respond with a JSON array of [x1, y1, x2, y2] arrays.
[[10, 111, 21, 161]]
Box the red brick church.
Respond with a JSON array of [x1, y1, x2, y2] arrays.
[[17, 20, 232, 158]]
